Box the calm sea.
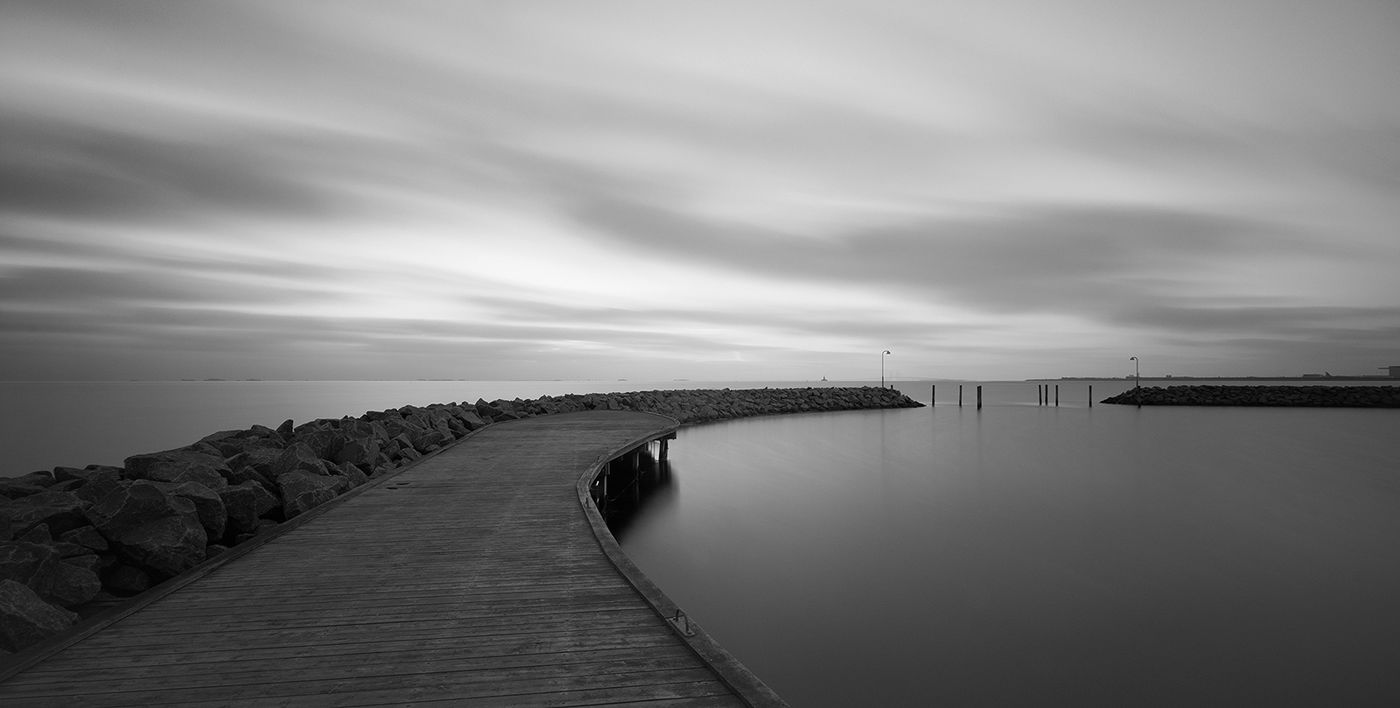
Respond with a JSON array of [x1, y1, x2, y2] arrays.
[[620, 380, 1400, 707]]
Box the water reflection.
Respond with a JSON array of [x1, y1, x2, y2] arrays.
[[597, 448, 675, 541]]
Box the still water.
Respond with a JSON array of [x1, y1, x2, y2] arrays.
[[620, 384, 1400, 706]]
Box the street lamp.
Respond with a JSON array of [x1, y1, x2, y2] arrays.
[[881, 350, 891, 388], [1130, 356, 1142, 406]]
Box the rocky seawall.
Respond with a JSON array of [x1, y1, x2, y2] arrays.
[[0, 386, 921, 655], [1102, 385, 1400, 408]]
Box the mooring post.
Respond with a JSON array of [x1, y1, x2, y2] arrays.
[[1089, 385, 1093, 407], [931, 384, 935, 405], [1055, 385, 1059, 407], [977, 385, 983, 410], [959, 385, 963, 407]]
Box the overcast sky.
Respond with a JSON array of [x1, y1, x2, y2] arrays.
[[3, 1, 1398, 382]]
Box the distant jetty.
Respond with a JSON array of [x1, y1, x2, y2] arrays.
[[1102, 385, 1400, 408], [0, 386, 920, 654]]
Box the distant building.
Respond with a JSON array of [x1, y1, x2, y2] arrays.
[[1385, 366, 1400, 378]]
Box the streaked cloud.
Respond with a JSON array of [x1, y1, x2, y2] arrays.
[[2, 0, 1398, 381]]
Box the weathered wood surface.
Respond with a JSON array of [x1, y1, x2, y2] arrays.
[[0, 411, 754, 706]]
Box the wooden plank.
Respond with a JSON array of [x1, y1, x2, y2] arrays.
[[0, 668, 727, 704], [0, 653, 711, 697], [75, 612, 666, 644], [0, 412, 772, 706], [21, 639, 690, 681], [168, 681, 745, 708], [38, 633, 684, 672]]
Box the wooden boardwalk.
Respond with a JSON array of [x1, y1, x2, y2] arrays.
[[0, 411, 781, 706]]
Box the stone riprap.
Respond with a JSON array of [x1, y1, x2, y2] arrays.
[[1102, 385, 1400, 408], [0, 386, 920, 654]]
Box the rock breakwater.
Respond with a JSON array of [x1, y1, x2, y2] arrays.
[[1102, 385, 1400, 408], [0, 386, 920, 654]]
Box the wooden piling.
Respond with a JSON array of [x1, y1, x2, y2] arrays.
[[977, 385, 983, 409], [1055, 385, 1059, 407], [1089, 385, 1093, 407], [931, 384, 935, 405], [959, 385, 963, 407]]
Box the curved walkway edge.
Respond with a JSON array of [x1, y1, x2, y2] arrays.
[[0, 410, 785, 707], [574, 418, 788, 708]]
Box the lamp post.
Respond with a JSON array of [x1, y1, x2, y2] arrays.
[[1130, 356, 1140, 405], [881, 350, 891, 389]]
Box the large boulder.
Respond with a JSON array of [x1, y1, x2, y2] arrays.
[[342, 419, 390, 443], [0, 471, 56, 500], [219, 481, 280, 535], [336, 462, 369, 489], [53, 465, 122, 484], [474, 398, 503, 420], [149, 482, 226, 542], [225, 448, 280, 488], [199, 428, 286, 458], [0, 490, 89, 540], [457, 409, 490, 430], [0, 579, 78, 653], [409, 429, 450, 454], [46, 558, 101, 608], [66, 467, 125, 505], [86, 481, 207, 580], [275, 472, 349, 518], [332, 437, 381, 469], [292, 427, 348, 461], [58, 526, 108, 553], [487, 399, 524, 421], [381, 416, 425, 440], [123, 449, 229, 491], [115, 516, 206, 580], [0, 541, 63, 597], [271, 443, 331, 478], [0, 538, 97, 609]]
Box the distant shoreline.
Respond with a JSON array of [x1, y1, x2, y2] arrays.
[[1101, 384, 1400, 407], [1036, 376, 1396, 383]]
